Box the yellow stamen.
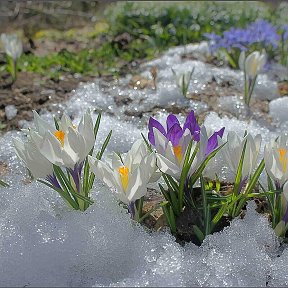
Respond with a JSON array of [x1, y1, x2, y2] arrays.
[[54, 130, 65, 147], [278, 148, 288, 172], [118, 166, 129, 191], [173, 145, 183, 164]]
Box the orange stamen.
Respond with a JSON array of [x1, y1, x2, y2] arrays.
[[118, 166, 129, 191], [54, 130, 65, 147], [278, 148, 288, 172], [173, 145, 183, 164]]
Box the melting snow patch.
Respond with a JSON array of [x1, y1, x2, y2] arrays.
[[269, 96, 288, 123], [1, 42, 287, 286]]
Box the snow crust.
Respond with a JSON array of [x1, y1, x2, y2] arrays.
[[1, 42, 288, 286]]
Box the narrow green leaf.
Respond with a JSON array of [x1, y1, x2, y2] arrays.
[[141, 133, 153, 153], [169, 206, 177, 234], [232, 139, 248, 197], [165, 174, 179, 191], [93, 112, 102, 140], [245, 159, 265, 195], [178, 140, 195, 211], [211, 202, 228, 229], [159, 183, 171, 203], [54, 117, 59, 130], [190, 142, 226, 186], [193, 225, 205, 243], [96, 130, 112, 160], [0, 179, 9, 187], [200, 175, 207, 226], [38, 179, 79, 210]]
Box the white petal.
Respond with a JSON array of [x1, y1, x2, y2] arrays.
[[156, 153, 181, 179]]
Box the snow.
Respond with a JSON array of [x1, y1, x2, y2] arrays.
[[1, 42, 288, 286], [269, 96, 288, 123], [5, 104, 17, 120]]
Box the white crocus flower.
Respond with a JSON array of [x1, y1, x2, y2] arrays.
[[154, 126, 211, 180], [1, 33, 23, 61], [88, 140, 156, 205], [13, 137, 53, 179], [264, 135, 288, 188], [29, 110, 95, 168], [172, 68, 194, 97], [219, 132, 262, 179], [239, 50, 266, 79]]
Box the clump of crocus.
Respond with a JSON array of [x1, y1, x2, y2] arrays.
[[147, 111, 225, 238], [219, 131, 264, 218], [220, 132, 262, 181], [263, 135, 288, 236], [148, 111, 224, 180], [238, 50, 266, 106], [88, 139, 158, 221], [1, 33, 23, 82], [172, 68, 194, 98], [14, 110, 111, 211]]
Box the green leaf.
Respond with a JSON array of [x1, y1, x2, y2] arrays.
[[54, 117, 60, 130], [193, 225, 205, 243], [245, 159, 265, 195], [190, 142, 226, 186], [141, 132, 153, 153], [232, 139, 248, 197], [96, 130, 112, 160], [234, 159, 265, 217], [211, 202, 229, 229], [38, 179, 79, 210], [162, 174, 180, 215], [93, 112, 102, 141], [161, 202, 176, 234], [178, 140, 197, 211], [0, 179, 9, 187]]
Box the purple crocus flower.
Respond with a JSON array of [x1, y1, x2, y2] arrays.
[[148, 111, 200, 147]]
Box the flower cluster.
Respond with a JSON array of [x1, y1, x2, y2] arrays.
[[11, 108, 288, 242], [88, 140, 158, 220], [14, 110, 111, 211], [148, 111, 224, 180], [205, 19, 280, 53]]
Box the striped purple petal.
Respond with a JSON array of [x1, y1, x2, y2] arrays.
[[148, 117, 166, 146], [206, 127, 225, 155], [166, 114, 180, 131], [183, 111, 200, 142], [167, 123, 184, 146]]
